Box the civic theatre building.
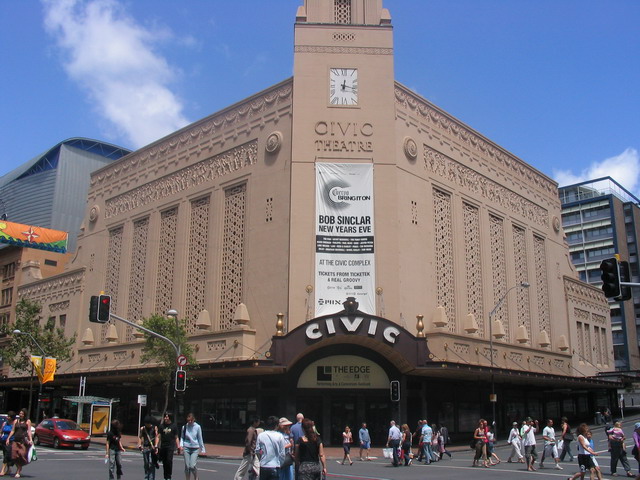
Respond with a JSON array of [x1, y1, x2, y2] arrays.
[[10, 0, 615, 443]]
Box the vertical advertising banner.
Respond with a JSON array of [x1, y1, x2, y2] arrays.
[[315, 163, 375, 316]]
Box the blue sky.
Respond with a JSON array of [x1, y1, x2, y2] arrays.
[[1, 0, 638, 193]]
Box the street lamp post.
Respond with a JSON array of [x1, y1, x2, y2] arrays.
[[13, 329, 47, 424], [487, 282, 529, 433]]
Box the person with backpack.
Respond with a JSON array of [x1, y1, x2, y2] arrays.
[[179, 413, 205, 480], [138, 416, 159, 480], [106, 419, 125, 480], [0, 412, 15, 477]]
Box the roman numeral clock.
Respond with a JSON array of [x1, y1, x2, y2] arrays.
[[329, 68, 358, 106]]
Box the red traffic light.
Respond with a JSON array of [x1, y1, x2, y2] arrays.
[[175, 369, 187, 391], [97, 294, 111, 322]]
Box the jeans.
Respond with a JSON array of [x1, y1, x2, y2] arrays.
[[108, 449, 123, 480], [143, 449, 156, 480], [259, 467, 280, 480], [422, 442, 434, 464], [158, 446, 174, 480], [183, 447, 199, 475], [559, 439, 574, 461]]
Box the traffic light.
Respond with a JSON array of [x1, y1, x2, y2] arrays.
[[618, 260, 632, 301], [175, 369, 187, 392], [600, 257, 622, 298], [390, 380, 400, 402], [89, 295, 100, 323], [97, 294, 111, 323]]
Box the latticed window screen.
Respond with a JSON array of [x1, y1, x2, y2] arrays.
[[512, 225, 531, 341], [155, 207, 178, 316], [489, 215, 508, 340], [127, 217, 149, 341], [185, 197, 210, 333], [102, 226, 123, 343], [463, 203, 483, 334], [334, 0, 351, 24], [432, 188, 455, 331], [533, 235, 550, 338], [219, 184, 246, 330]]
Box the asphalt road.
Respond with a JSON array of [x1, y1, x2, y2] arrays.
[[14, 440, 640, 480]]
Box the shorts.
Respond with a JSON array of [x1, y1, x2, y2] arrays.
[[343, 444, 351, 453], [360, 441, 370, 449], [578, 454, 595, 472]]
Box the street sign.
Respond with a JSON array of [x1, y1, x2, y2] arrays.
[[176, 354, 188, 367], [138, 394, 147, 406]]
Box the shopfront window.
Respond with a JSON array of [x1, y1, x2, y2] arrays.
[[200, 397, 256, 432]]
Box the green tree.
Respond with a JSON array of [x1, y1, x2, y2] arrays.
[[1, 298, 76, 374], [140, 314, 195, 415], [0, 298, 76, 419]]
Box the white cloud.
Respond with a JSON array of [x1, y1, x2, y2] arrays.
[[42, 0, 190, 148], [554, 148, 640, 193]]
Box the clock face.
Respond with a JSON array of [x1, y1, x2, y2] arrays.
[[329, 68, 358, 106]]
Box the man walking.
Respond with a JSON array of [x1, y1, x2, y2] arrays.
[[234, 416, 261, 480], [522, 418, 539, 472], [158, 413, 180, 480], [420, 420, 434, 464], [540, 418, 563, 470], [256, 416, 285, 480], [386, 420, 402, 467], [358, 423, 371, 461]]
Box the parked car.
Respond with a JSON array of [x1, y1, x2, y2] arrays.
[[34, 418, 90, 449]]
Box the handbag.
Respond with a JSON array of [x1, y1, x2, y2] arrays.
[[282, 453, 294, 468], [470, 438, 477, 449]]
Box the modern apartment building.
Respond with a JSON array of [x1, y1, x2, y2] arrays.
[[560, 177, 640, 371]]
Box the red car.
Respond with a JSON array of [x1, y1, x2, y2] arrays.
[[34, 418, 90, 449]]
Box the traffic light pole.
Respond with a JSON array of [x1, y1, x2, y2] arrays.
[[108, 313, 181, 359]]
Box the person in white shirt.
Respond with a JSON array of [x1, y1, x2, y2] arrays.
[[521, 418, 539, 471], [256, 416, 286, 480], [506, 422, 524, 463], [540, 418, 562, 470]]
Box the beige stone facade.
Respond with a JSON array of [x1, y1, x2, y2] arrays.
[[5, 0, 615, 439]]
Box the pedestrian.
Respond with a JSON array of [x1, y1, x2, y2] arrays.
[[385, 420, 402, 467], [341, 425, 353, 465], [560, 417, 575, 462], [401, 424, 412, 466], [472, 418, 489, 468], [294, 418, 326, 480], [438, 424, 452, 459], [6, 408, 32, 479], [420, 420, 434, 464], [234, 416, 261, 480], [256, 416, 285, 480], [158, 413, 179, 480], [358, 422, 371, 461], [431, 424, 440, 461], [540, 418, 562, 470], [179, 413, 205, 480], [106, 419, 125, 480], [413, 420, 425, 462], [0, 411, 15, 477], [278, 417, 294, 480], [608, 421, 634, 477], [138, 415, 159, 480], [507, 421, 524, 463], [522, 417, 539, 471], [290, 414, 304, 446], [486, 425, 501, 465], [569, 424, 598, 480]]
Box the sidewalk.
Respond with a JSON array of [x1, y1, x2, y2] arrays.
[[91, 411, 640, 461]]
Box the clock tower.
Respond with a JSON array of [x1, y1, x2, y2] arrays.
[[289, 0, 399, 322]]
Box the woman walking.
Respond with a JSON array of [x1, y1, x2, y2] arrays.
[[472, 419, 489, 467], [294, 419, 326, 480], [401, 424, 412, 466], [179, 413, 206, 480], [559, 417, 575, 462], [5, 408, 31, 479], [568, 424, 598, 480], [341, 426, 353, 465], [0, 411, 15, 477], [106, 419, 125, 480], [507, 421, 524, 463], [608, 421, 634, 477]]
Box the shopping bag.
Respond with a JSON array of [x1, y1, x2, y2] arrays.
[[382, 448, 393, 459], [28, 445, 37, 463]]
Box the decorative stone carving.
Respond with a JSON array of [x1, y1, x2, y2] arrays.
[[403, 136, 417, 160], [89, 205, 100, 222], [515, 325, 529, 344], [431, 306, 448, 329], [294, 46, 393, 56], [557, 334, 570, 351], [464, 313, 478, 334], [265, 131, 283, 153]]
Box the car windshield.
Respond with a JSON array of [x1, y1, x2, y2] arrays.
[[56, 420, 81, 430]]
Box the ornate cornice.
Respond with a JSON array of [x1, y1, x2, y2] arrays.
[[564, 276, 609, 313], [91, 81, 292, 187], [104, 140, 258, 219], [424, 145, 549, 227], [18, 269, 85, 299], [295, 45, 392, 55], [395, 84, 558, 198]]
